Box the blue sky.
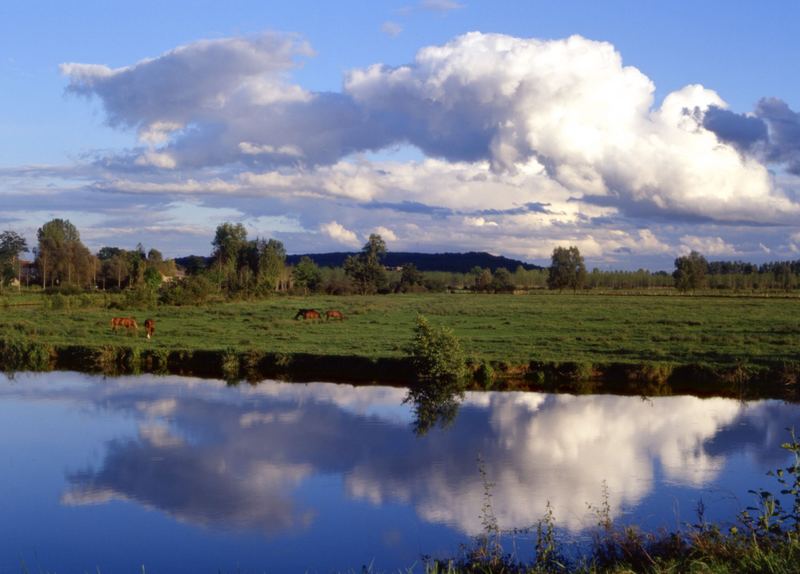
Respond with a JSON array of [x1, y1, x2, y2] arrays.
[[2, 1, 800, 268]]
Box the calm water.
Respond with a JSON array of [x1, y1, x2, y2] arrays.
[[0, 372, 797, 573]]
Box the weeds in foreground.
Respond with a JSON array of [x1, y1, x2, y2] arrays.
[[425, 429, 800, 573]]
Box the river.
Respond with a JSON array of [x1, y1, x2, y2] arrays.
[[0, 372, 796, 572]]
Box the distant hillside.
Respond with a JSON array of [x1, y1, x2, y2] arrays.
[[286, 251, 543, 273], [176, 251, 542, 273]]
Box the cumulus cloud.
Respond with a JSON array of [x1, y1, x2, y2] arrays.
[[61, 33, 313, 131], [320, 221, 359, 246], [704, 98, 800, 175], [345, 36, 798, 223], [66, 32, 800, 222], [47, 31, 800, 262], [371, 225, 397, 241]]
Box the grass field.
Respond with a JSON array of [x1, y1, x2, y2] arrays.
[[2, 291, 799, 370]]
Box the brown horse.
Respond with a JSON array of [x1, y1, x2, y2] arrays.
[[144, 318, 156, 340], [294, 308, 321, 320], [325, 309, 345, 320], [111, 317, 138, 334]]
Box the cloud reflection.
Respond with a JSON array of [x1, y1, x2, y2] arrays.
[[1, 373, 794, 536]]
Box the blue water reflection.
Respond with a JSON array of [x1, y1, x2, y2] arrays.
[[0, 372, 796, 573]]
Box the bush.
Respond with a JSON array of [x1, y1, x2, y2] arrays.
[[405, 316, 468, 435], [44, 285, 84, 296], [220, 349, 241, 381], [122, 286, 158, 309], [159, 275, 217, 306], [423, 276, 448, 293], [49, 293, 69, 310], [410, 315, 467, 384], [474, 360, 496, 389]]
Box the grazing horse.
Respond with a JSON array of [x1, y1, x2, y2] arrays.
[[144, 318, 156, 340], [325, 309, 345, 321], [111, 317, 138, 334], [294, 308, 321, 320]]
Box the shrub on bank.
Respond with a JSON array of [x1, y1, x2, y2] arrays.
[[410, 315, 467, 385]]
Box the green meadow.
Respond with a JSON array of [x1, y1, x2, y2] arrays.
[[2, 291, 799, 370]]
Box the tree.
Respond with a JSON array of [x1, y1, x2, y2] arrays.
[[0, 231, 29, 289], [212, 223, 247, 267], [256, 238, 286, 291], [181, 255, 208, 274], [399, 263, 424, 292], [147, 248, 163, 264], [547, 246, 587, 291], [344, 234, 388, 294], [96, 246, 122, 261], [127, 247, 146, 287], [143, 266, 163, 290], [673, 251, 708, 292], [211, 223, 248, 288], [491, 267, 515, 293], [106, 252, 130, 289], [36, 219, 92, 287], [773, 262, 794, 292], [292, 256, 322, 294]]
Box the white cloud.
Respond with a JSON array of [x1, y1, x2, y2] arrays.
[[98, 178, 240, 195], [320, 221, 359, 246], [42, 31, 800, 263], [381, 21, 403, 37], [60, 33, 312, 130], [139, 121, 184, 145], [134, 150, 177, 169], [345, 33, 797, 223], [371, 226, 397, 241], [61, 32, 800, 225], [238, 142, 304, 158], [679, 235, 738, 256], [464, 216, 498, 227]]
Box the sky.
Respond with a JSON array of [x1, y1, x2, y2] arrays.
[[2, 1, 800, 270]]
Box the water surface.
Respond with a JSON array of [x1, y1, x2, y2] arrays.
[[0, 372, 796, 573]]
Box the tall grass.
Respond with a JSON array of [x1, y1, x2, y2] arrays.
[[426, 431, 800, 573]]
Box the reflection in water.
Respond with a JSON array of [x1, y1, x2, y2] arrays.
[[405, 379, 463, 436], [1, 374, 797, 539]]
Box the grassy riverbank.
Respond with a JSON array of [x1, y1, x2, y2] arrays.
[[1, 291, 799, 395]]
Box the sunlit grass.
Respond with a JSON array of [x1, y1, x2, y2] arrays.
[[0, 291, 798, 369]]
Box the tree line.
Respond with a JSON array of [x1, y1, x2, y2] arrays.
[[1, 219, 800, 297]]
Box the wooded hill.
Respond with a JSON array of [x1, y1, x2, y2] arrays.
[[175, 251, 542, 274], [285, 251, 543, 273]]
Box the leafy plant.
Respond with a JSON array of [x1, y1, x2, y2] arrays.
[[742, 427, 800, 537], [405, 315, 468, 435], [409, 315, 467, 384]]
